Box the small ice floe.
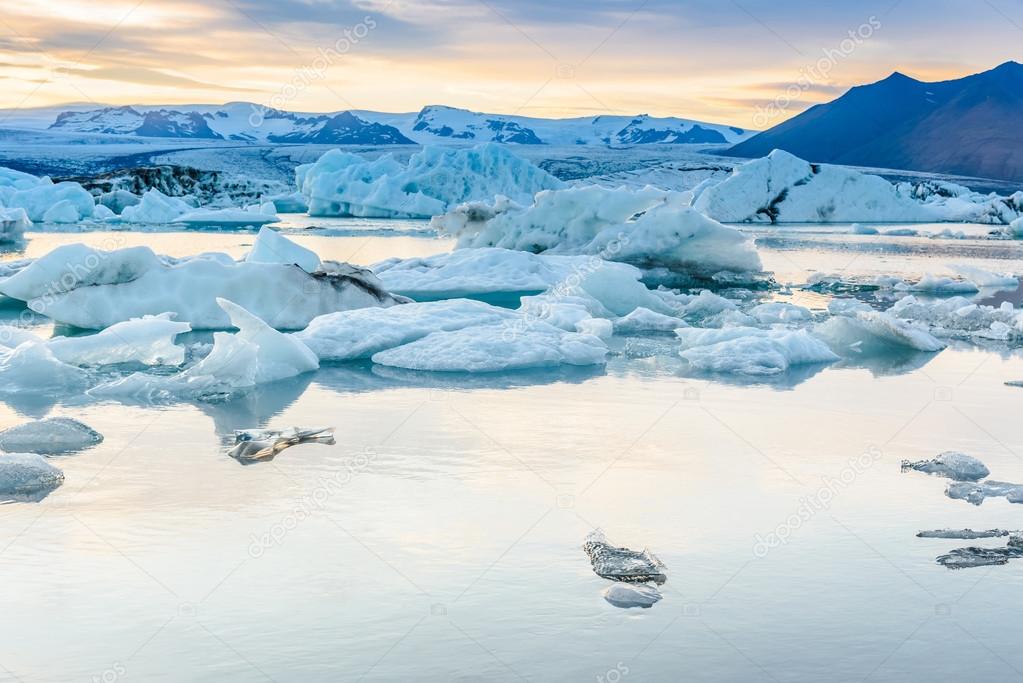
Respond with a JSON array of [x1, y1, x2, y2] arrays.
[[47, 314, 191, 367], [676, 327, 838, 376], [917, 529, 1011, 539], [229, 426, 335, 463], [0, 417, 103, 455], [245, 226, 319, 273], [901, 452, 990, 481], [583, 530, 667, 584], [816, 310, 946, 354], [946, 480, 1023, 506], [602, 582, 663, 609], [896, 274, 979, 294], [851, 223, 879, 235], [889, 296, 1022, 344], [748, 302, 813, 325], [950, 264, 1018, 290], [936, 537, 1023, 569], [613, 307, 686, 334], [173, 208, 279, 228], [0, 453, 64, 499]]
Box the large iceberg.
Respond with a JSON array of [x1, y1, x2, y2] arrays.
[[433, 185, 762, 279], [692, 150, 933, 223], [296, 143, 564, 218], [6, 243, 403, 330]]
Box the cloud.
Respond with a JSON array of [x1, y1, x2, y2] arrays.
[[54, 66, 259, 91]]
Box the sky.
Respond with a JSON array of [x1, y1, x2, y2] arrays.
[[0, 0, 1021, 128]]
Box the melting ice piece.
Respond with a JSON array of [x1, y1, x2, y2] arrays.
[[245, 226, 319, 273], [815, 310, 946, 354], [946, 480, 1023, 506], [0, 342, 91, 394], [371, 321, 608, 373], [583, 529, 666, 584], [229, 426, 335, 463], [676, 327, 839, 376], [901, 452, 990, 481], [613, 307, 687, 334], [917, 529, 1011, 539], [602, 582, 663, 609], [47, 314, 191, 367], [0, 418, 103, 455], [937, 537, 1023, 569], [0, 453, 64, 498]]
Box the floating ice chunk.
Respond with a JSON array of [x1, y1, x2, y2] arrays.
[[98, 189, 140, 214], [0, 207, 30, 242], [692, 150, 933, 223], [0, 343, 91, 393], [917, 529, 1011, 539], [851, 223, 879, 235], [749, 302, 813, 325], [896, 275, 979, 294], [25, 252, 401, 330], [41, 199, 81, 224], [298, 143, 563, 218], [47, 314, 191, 366], [0, 453, 64, 497], [884, 228, 918, 237], [90, 299, 319, 399], [371, 321, 608, 373], [0, 244, 162, 301], [815, 310, 946, 353], [92, 204, 115, 220], [0, 325, 43, 350], [946, 480, 1023, 506], [294, 299, 517, 361], [949, 264, 1018, 289], [902, 452, 990, 481], [602, 582, 663, 609], [7, 181, 95, 222], [245, 226, 320, 273], [613, 308, 686, 334], [936, 538, 1023, 569], [229, 426, 335, 463], [174, 208, 279, 227], [1010, 217, 1023, 238], [677, 327, 839, 376], [119, 189, 192, 223], [826, 299, 874, 316], [582, 530, 666, 584], [889, 296, 1023, 343], [437, 184, 762, 277], [675, 290, 739, 321], [0, 417, 103, 454], [267, 191, 308, 213]]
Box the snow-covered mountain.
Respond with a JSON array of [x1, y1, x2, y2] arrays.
[[40, 102, 753, 146]]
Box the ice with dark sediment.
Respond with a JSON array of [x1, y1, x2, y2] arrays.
[[229, 426, 336, 463], [583, 529, 667, 584], [936, 537, 1023, 569], [0, 417, 103, 455], [945, 480, 1023, 506], [917, 529, 1011, 539], [901, 452, 990, 481]]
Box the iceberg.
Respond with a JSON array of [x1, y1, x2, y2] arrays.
[[245, 226, 320, 273], [815, 310, 946, 354], [173, 207, 279, 227], [295, 299, 517, 361], [118, 189, 193, 223], [0, 244, 162, 302], [5, 180, 96, 222], [90, 299, 320, 400], [946, 480, 1023, 506], [434, 185, 762, 278], [0, 343, 91, 393], [297, 143, 563, 218], [901, 452, 990, 481], [371, 321, 608, 373], [11, 244, 402, 330], [692, 150, 934, 223], [0, 207, 30, 242], [47, 314, 191, 366], [936, 541, 1023, 569], [0, 453, 64, 498], [888, 296, 1023, 343], [0, 417, 103, 454], [949, 264, 1018, 289], [602, 582, 663, 609], [676, 327, 839, 376], [582, 530, 667, 584]]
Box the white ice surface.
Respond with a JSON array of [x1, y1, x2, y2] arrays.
[[245, 226, 321, 273], [676, 327, 839, 375]]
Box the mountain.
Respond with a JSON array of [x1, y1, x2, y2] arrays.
[[41, 102, 753, 146], [725, 61, 1023, 182]]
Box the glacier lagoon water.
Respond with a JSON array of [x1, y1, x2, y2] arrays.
[[1, 222, 1023, 681]]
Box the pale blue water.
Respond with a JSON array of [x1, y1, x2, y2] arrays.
[[1, 224, 1022, 682]]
